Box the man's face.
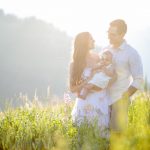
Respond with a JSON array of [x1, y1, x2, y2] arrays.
[[108, 26, 124, 47]]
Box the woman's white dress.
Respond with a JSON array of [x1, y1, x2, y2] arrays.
[[71, 68, 110, 132]]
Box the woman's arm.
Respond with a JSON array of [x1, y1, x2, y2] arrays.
[[70, 80, 88, 93]]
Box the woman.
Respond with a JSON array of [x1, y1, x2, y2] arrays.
[[69, 32, 110, 137]]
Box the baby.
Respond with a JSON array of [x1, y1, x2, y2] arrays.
[[79, 50, 115, 99]]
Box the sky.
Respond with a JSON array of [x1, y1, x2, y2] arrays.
[[0, 0, 150, 46]]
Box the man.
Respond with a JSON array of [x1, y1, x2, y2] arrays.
[[105, 19, 144, 132]]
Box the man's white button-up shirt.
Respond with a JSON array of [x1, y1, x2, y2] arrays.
[[105, 40, 144, 105]]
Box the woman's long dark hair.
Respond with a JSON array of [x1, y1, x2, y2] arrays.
[[71, 32, 91, 86]]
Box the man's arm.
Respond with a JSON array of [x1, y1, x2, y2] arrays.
[[124, 49, 144, 98], [127, 86, 137, 97]]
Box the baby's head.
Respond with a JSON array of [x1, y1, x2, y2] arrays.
[[101, 50, 113, 66]]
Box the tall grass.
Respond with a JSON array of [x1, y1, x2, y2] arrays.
[[0, 91, 150, 150]]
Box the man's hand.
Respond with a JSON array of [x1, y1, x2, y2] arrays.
[[128, 86, 137, 97], [122, 86, 137, 99]]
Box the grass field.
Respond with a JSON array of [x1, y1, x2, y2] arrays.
[[0, 91, 150, 150]]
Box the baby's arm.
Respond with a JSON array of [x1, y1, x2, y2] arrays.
[[101, 65, 114, 77], [106, 66, 117, 86], [101, 65, 117, 86], [108, 73, 117, 86]]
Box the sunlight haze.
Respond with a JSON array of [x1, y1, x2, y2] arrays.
[[0, 0, 150, 46], [0, 0, 150, 87]]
